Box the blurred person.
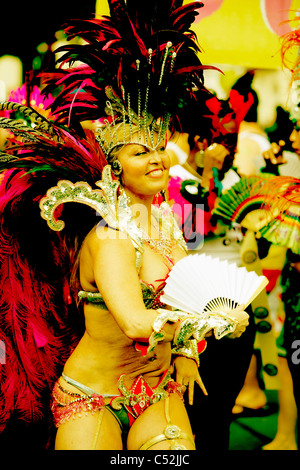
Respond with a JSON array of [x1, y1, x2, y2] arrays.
[[262, 356, 298, 450], [229, 73, 300, 420], [167, 88, 253, 251], [280, 251, 300, 450], [257, 66, 300, 446], [232, 71, 272, 176], [211, 179, 283, 421], [258, 116, 300, 444], [245, 175, 300, 449], [262, 115, 300, 179], [165, 90, 256, 450]]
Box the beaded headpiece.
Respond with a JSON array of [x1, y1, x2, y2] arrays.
[[41, 0, 210, 157]]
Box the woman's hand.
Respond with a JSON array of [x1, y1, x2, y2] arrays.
[[171, 356, 208, 405], [227, 304, 249, 338], [204, 143, 230, 171], [200, 143, 230, 189], [263, 141, 286, 166]]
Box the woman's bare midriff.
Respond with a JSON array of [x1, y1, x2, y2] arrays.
[[62, 303, 172, 396]]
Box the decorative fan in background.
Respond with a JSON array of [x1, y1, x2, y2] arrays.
[[260, 205, 300, 254], [212, 175, 273, 225], [212, 173, 300, 253]]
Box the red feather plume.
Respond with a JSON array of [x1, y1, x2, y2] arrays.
[[0, 104, 108, 434], [40, 0, 211, 128]]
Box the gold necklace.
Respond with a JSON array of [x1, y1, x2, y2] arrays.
[[142, 224, 177, 269]]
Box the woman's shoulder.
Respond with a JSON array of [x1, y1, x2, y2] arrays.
[[83, 223, 132, 246], [81, 223, 137, 262]]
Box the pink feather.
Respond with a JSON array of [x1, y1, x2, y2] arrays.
[[0, 170, 81, 431]]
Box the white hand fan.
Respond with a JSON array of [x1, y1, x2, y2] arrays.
[[161, 254, 269, 315]]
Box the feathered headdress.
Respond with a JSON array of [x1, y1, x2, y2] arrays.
[[41, 0, 212, 155]]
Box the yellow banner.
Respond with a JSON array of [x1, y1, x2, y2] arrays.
[[188, 0, 300, 68], [96, 0, 300, 68]]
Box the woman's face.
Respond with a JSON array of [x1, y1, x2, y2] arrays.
[[116, 139, 170, 198]]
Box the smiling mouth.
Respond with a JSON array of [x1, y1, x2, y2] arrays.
[[146, 169, 164, 177]]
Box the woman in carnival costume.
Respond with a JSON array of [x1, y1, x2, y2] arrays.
[[257, 19, 300, 450], [0, 1, 249, 450], [253, 175, 300, 450]]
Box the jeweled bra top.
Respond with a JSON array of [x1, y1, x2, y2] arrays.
[[78, 206, 187, 310], [78, 280, 167, 310]]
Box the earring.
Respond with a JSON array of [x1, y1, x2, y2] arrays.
[[111, 159, 123, 176], [154, 189, 169, 205], [161, 189, 169, 202]]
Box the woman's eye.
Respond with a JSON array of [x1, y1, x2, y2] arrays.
[[135, 151, 147, 156]]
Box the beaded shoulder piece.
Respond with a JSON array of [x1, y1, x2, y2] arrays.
[[40, 164, 187, 256], [39, 165, 144, 252]]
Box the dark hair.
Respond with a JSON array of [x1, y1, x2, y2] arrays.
[[231, 71, 259, 122], [265, 106, 294, 151], [177, 88, 215, 146]]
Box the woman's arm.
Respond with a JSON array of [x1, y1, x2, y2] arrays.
[[82, 226, 250, 347], [83, 225, 177, 343]]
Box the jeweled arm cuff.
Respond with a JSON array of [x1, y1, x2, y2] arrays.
[[147, 308, 192, 354], [147, 308, 239, 355], [173, 311, 239, 344], [171, 339, 200, 367]]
